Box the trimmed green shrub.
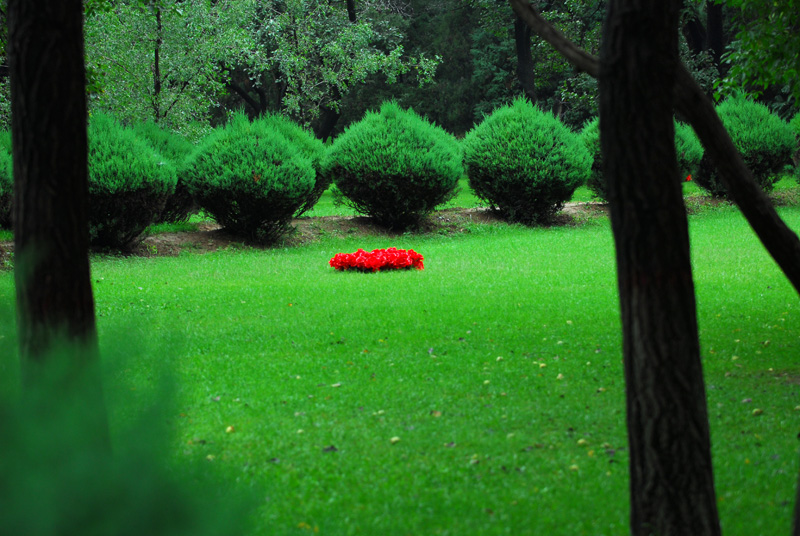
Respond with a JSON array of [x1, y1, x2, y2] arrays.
[[88, 113, 177, 249], [133, 121, 197, 224], [675, 121, 704, 180], [580, 117, 603, 201], [464, 98, 590, 224], [695, 96, 795, 197], [580, 117, 703, 201], [257, 113, 326, 216], [321, 101, 462, 230], [0, 131, 12, 229], [185, 113, 315, 243], [790, 113, 800, 180]]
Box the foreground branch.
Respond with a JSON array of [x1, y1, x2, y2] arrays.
[[508, 0, 800, 297]]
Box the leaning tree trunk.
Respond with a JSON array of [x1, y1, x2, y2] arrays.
[[8, 0, 107, 446], [599, 1, 721, 535]]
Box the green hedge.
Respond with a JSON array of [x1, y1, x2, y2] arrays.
[[256, 113, 326, 216], [321, 101, 462, 231], [790, 113, 800, 181], [694, 96, 795, 197], [463, 98, 590, 224], [186, 113, 315, 243], [580, 117, 703, 201], [0, 131, 11, 229], [88, 113, 177, 249], [133, 121, 197, 224]]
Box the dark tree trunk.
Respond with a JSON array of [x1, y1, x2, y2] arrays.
[[683, 14, 707, 54], [346, 0, 356, 22], [315, 105, 340, 142], [8, 0, 107, 446], [707, 1, 724, 66], [599, 1, 721, 535], [514, 15, 537, 103]]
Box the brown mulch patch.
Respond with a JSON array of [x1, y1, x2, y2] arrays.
[[4, 190, 797, 263], [128, 204, 609, 258]]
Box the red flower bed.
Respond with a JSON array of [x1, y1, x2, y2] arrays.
[[329, 247, 424, 272]]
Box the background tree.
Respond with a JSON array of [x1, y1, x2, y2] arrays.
[[224, 0, 438, 140], [0, 0, 9, 131], [8, 0, 107, 443], [716, 0, 800, 115], [85, 0, 241, 137]]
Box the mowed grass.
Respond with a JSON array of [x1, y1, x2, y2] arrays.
[[1, 198, 800, 535]]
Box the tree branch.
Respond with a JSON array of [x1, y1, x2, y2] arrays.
[[673, 64, 800, 293], [225, 78, 262, 115], [508, 0, 800, 298], [509, 0, 598, 78]]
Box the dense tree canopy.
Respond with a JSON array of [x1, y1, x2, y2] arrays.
[[0, 0, 798, 135]]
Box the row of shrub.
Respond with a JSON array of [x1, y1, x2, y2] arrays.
[[0, 98, 798, 247]]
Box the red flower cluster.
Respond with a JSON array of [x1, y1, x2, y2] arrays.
[[329, 247, 424, 272]]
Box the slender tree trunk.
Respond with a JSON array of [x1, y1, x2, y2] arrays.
[[514, 15, 537, 103], [8, 0, 107, 446], [153, 4, 163, 122], [707, 1, 723, 67], [599, 1, 721, 534], [346, 0, 356, 23]]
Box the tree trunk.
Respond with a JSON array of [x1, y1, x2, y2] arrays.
[[8, 0, 107, 446], [153, 4, 163, 122], [707, 1, 724, 67], [599, 1, 721, 535], [514, 15, 537, 103]]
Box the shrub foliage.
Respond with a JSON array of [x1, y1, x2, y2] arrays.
[[186, 113, 315, 243], [321, 101, 462, 230], [256, 113, 327, 217], [464, 98, 590, 224], [580, 117, 703, 201], [790, 112, 800, 180], [694, 96, 795, 197], [133, 121, 197, 224], [0, 131, 12, 229], [88, 113, 177, 249]]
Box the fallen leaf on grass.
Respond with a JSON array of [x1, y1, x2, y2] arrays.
[[323, 445, 338, 452]]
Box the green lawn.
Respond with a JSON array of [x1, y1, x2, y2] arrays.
[[0, 202, 800, 535], [1, 191, 800, 535]]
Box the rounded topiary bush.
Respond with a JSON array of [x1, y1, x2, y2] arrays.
[[185, 113, 315, 243], [580, 117, 703, 201], [0, 131, 12, 229], [257, 113, 326, 216], [88, 113, 177, 249], [695, 96, 795, 197], [321, 101, 462, 230], [133, 121, 197, 224], [464, 98, 590, 223]]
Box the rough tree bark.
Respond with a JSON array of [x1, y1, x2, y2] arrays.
[[599, 0, 721, 533], [8, 0, 107, 446]]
